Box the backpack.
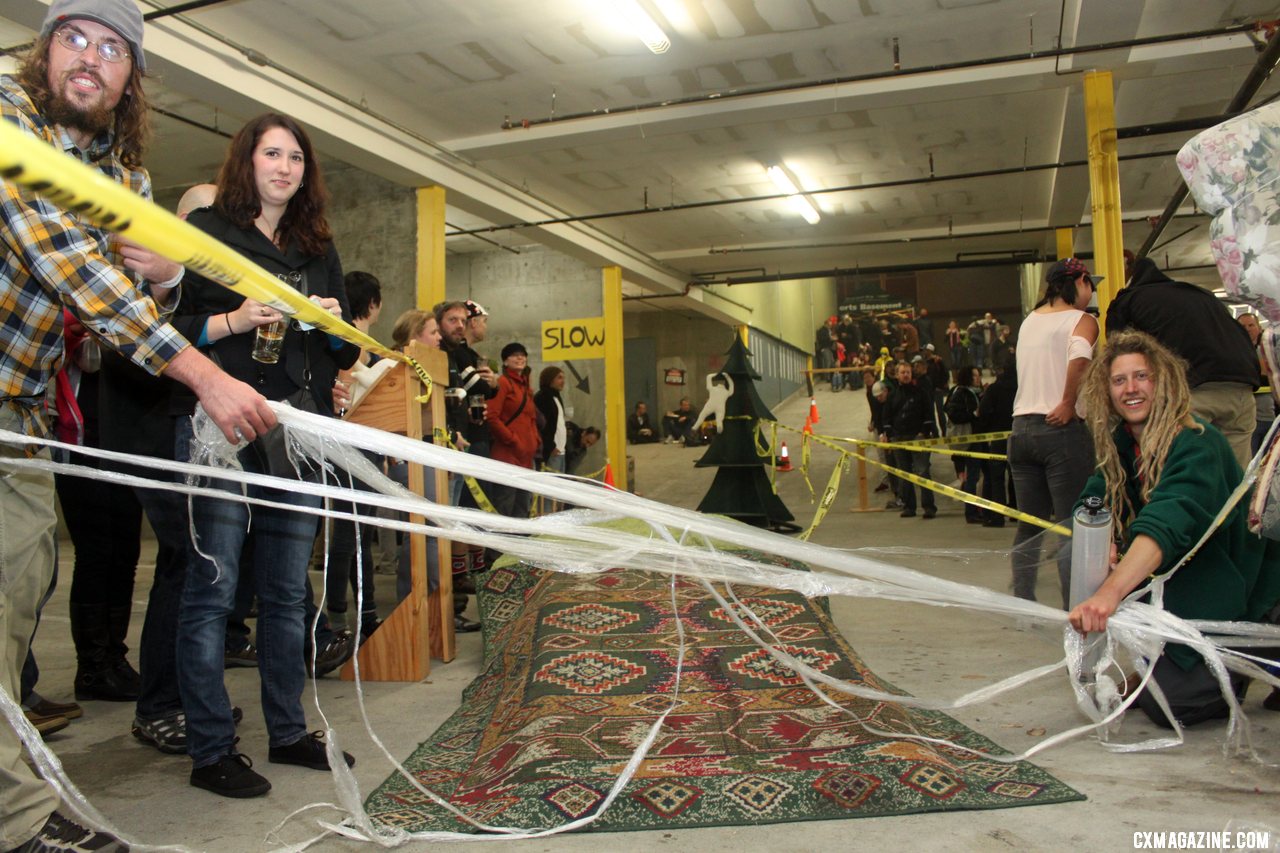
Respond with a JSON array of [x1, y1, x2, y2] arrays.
[[945, 386, 977, 426]]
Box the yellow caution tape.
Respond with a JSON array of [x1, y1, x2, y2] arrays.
[[847, 444, 1070, 535], [782, 422, 1010, 460], [788, 427, 1070, 537], [799, 454, 848, 541], [0, 120, 411, 370], [800, 432, 815, 498], [432, 427, 499, 514]]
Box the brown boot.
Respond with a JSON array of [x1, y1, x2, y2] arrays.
[[24, 709, 70, 739]]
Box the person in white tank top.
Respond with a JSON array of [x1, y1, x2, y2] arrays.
[[1007, 258, 1100, 607]]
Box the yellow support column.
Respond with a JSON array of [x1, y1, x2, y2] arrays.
[[602, 265, 627, 491], [1084, 71, 1125, 336], [416, 186, 446, 309], [1055, 227, 1074, 260]]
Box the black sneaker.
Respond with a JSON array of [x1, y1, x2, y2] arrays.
[[899, 509, 916, 518], [922, 507, 937, 519], [454, 615, 482, 633], [11, 811, 128, 852], [190, 753, 271, 798], [268, 731, 355, 771]]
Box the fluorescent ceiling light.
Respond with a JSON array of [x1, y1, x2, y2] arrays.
[[790, 195, 822, 225], [767, 165, 799, 195], [614, 0, 671, 54], [767, 165, 821, 225]]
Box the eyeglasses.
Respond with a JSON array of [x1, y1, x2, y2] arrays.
[[54, 28, 130, 64]]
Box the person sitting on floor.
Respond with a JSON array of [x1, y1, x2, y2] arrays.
[[1068, 331, 1280, 727], [627, 401, 659, 444], [663, 398, 697, 445]]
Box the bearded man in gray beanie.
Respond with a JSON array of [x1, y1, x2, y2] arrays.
[[1, 1, 273, 849]]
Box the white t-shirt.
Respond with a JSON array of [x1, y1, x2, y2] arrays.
[[553, 397, 567, 454], [1013, 309, 1094, 417]]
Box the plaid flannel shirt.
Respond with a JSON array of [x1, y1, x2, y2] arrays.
[[0, 75, 188, 435]]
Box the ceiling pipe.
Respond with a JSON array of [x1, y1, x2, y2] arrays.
[[1135, 25, 1280, 261], [500, 20, 1275, 131], [446, 149, 1179, 237], [706, 212, 1206, 255], [1116, 114, 1242, 139], [690, 254, 1068, 287]]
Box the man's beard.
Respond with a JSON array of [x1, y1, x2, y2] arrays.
[[43, 70, 116, 140]]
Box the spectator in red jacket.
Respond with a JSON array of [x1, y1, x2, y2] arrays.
[[486, 342, 541, 518]]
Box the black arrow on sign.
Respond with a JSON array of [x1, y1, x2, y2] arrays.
[[565, 361, 590, 394]]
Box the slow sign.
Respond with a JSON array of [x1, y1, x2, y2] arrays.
[[542, 316, 606, 359]]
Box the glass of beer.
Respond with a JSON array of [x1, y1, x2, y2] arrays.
[[251, 319, 287, 364], [252, 272, 302, 364]]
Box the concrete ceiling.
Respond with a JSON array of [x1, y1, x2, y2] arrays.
[[3, 0, 1279, 316]]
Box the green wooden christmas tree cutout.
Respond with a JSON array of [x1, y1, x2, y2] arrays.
[[695, 335, 797, 531]]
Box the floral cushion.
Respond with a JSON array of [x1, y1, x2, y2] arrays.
[[1177, 103, 1280, 322]]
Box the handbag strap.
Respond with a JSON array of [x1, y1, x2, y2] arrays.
[[504, 385, 529, 426]]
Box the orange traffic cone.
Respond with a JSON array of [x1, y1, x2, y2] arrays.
[[809, 397, 820, 424], [777, 442, 792, 472], [802, 415, 813, 436], [603, 463, 617, 490]]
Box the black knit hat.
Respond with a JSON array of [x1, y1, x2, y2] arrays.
[[501, 342, 527, 361]]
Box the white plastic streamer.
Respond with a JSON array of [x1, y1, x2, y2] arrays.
[[1, 402, 1277, 847]]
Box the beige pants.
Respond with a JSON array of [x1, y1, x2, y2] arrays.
[[1191, 381, 1257, 471], [0, 406, 59, 848]]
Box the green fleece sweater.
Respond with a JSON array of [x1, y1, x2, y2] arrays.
[[1077, 418, 1280, 670]]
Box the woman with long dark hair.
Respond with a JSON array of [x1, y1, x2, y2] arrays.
[[534, 366, 567, 473], [1007, 258, 1099, 606], [171, 113, 359, 798]]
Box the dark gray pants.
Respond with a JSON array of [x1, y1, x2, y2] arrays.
[[1008, 416, 1093, 608]]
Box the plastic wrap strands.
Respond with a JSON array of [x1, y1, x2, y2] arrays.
[[2, 405, 1278, 846]]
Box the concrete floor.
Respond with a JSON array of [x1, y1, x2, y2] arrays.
[[26, 385, 1279, 852]]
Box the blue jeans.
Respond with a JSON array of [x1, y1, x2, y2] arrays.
[[174, 417, 318, 766], [890, 443, 935, 513], [1007, 416, 1093, 607], [969, 341, 986, 369]]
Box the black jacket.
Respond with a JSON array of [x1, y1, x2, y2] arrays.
[[976, 370, 1016, 434], [534, 387, 564, 456], [170, 208, 359, 414], [443, 341, 497, 444], [626, 410, 657, 442], [881, 377, 936, 438], [1107, 259, 1258, 389]]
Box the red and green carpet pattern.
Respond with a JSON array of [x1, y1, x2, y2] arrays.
[[365, 555, 1083, 833]]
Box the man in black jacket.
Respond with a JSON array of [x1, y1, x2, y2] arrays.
[[975, 356, 1017, 527], [879, 361, 938, 518], [436, 300, 496, 632], [627, 402, 659, 443], [1107, 257, 1258, 467]]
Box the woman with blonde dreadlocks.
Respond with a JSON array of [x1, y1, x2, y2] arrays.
[[1068, 331, 1280, 727]]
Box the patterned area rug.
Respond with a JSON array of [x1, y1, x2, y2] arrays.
[[366, 545, 1083, 833]]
